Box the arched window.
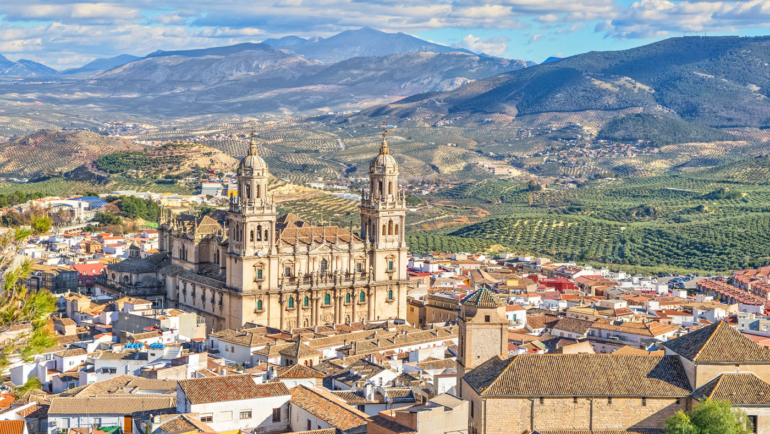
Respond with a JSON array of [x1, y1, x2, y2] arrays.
[[320, 259, 328, 274], [360, 291, 366, 302], [303, 296, 309, 307], [388, 220, 393, 235], [288, 297, 294, 308], [379, 181, 383, 195], [256, 185, 261, 199], [250, 230, 254, 242], [257, 225, 262, 241], [382, 225, 386, 236], [257, 300, 263, 311], [388, 289, 394, 300], [246, 184, 251, 199], [388, 181, 392, 195], [346, 293, 351, 304], [265, 229, 269, 241], [324, 294, 331, 305], [395, 224, 399, 235]]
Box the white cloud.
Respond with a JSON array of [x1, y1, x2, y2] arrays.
[[453, 34, 509, 56], [528, 33, 543, 44]]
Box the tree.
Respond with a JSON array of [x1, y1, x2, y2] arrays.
[[527, 180, 542, 191], [665, 399, 752, 434], [31, 215, 52, 234], [0, 229, 58, 371]]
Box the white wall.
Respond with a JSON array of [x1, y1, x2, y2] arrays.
[[290, 404, 334, 433], [189, 396, 290, 433]]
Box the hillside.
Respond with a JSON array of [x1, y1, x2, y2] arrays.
[[0, 130, 143, 177], [94, 142, 237, 175], [62, 54, 141, 76], [361, 36, 770, 128], [598, 113, 735, 146]]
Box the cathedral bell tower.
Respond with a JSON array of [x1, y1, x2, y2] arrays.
[[360, 129, 408, 282], [226, 132, 277, 292], [456, 287, 508, 398]]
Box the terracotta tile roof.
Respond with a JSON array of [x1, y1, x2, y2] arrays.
[[0, 421, 25, 434], [153, 414, 215, 434], [289, 385, 369, 431], [526, 314, 560, 330], [590, 319, 678, 338], [414, 358, 456, 370], [279, 342, 320, 359], [663, 321, 770, 363], [460, 287, 504, 308], [552, 318, 593, 335], [279, 225, 361, 247], [288, 429, 336, 434], [59, 375, 176, 397], [49, 396, 176, 415], [178, 375, 290, 404], [276, 364, 325, 379], [463, 354, 692, 397], [691, 373, 770, 405], [210, 327, 276, 347], [612, 346, 664, 356]]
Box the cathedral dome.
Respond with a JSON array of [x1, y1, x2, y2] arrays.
[[370, 139, 398, 172], [238, 134, 268, 174]]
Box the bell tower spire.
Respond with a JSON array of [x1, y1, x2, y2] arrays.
[[360, 128, 407, 282]]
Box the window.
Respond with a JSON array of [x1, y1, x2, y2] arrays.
[[642, 397, 647, 406], [360, 291, 365, 302], [240, 410, 252, 420], [388, 290, 394, 300], [573, 397, 578, 404], [319, 258, 328, 274], [272, 408, 281, 422], [539, 397, 544, 404], [92, 418, 101, 426], [749, 415, 757, 433], [250, 230, 254, 242], [257, 300, 263, 311], [388, 220, 393, 235], [356, 262, 363, 272], [470, 401, 474, 418], [288, 297, 294, 308], [307, 421, 312, 431], [395, 224, 399, 235], [346, 293, 351, 304], [304, 296, 309, 307], [382, 225, 386, 236], [324, 294, 331, 305], [388, 260, 394, 271], [257, 269, 263, 280], [608, 397, 613, 405], [201, 414, 213, 423], [284, 267, 291, 277], [676, 398, 681, 405], [485, 315, 490, 323], [388, 181, 392, 195]]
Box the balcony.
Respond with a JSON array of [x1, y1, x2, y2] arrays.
[[278, 271, 371, 291]]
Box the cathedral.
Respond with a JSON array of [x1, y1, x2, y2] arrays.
[[101, 134, 409, 333]]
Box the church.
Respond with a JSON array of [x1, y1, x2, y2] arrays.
[[100, 134, 409, 332]]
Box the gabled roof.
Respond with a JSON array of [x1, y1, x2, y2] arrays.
[[49, 396, 176, 415], [691, 373, 770, 405], [460, 287, 504, 308], [289, 385, 369, 431], [552, 318, 593, 335], [58, 375, 176, 397], [463, 354, 692, 397], [178, 375, 290, 404], [663, 321, 770, 363], [276, 363, 325, 379], [279, 342, 320, 359], [152, 414, 215, 434]]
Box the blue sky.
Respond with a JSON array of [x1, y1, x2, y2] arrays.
[[0, 0, 768, 69]]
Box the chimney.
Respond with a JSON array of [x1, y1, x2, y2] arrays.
[[221, 368, 226, 376]]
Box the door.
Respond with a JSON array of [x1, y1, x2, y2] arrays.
[[124, 416, 133, 434]]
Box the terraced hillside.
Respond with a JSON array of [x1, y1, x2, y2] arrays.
[[0, 130, 144, 177]]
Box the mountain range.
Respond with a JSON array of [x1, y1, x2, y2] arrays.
[[0, 27, 503, 79], [0, 54, 57, 77], [362, 36, 770, 128], [261, 27, 477, 63]]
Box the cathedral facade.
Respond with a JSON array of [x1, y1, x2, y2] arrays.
[[142, 135, 409, 332]]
